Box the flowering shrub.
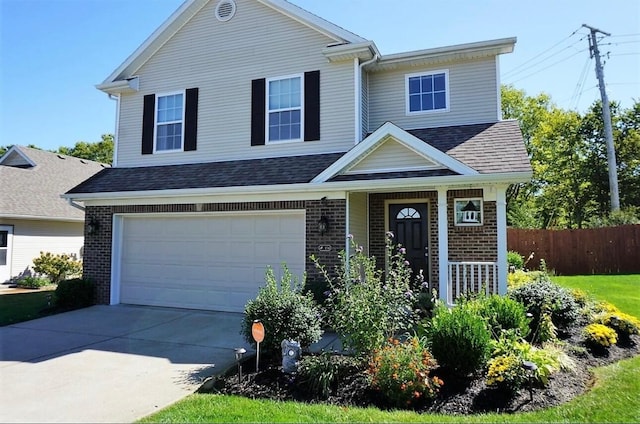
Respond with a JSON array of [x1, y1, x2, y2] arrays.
[[425, 303, 491, 376], [592, 312, 640, 340], [312, 233, 416, 356], [584, 323, 618, 347], [242, 265, 323, 356], [368, 337, 442, 408], [32, 252, 82, 285], [486, 354, 526, 392], [506, 270, 547, 290]]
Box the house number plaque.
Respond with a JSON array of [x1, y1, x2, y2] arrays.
[[318, 245, 332, 252]]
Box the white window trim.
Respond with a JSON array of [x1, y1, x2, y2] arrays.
[[454, 197, 483, 226], [265, 73, 304, 145], [405, 69, 450, 116], [154, 90, 186, 153]]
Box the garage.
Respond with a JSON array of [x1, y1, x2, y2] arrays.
[[114, 211, 305, 312]]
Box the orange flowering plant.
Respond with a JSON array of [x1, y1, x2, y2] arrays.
[[368, 336, 443, 408]]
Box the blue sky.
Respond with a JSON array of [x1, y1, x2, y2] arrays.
[[1, 0, 638, 152]]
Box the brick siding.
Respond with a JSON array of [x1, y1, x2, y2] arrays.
[[83, 200, 345, 305]]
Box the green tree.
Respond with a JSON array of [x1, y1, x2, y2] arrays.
[[57, 134, 114, 164]]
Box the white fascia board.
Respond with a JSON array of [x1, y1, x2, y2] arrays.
[[312, 122, 477, 183], [0, 214, 84, 223], [322, 41, 376, 62], [368, 37, 516, 71], [100, 0, 206, 86], [0, 145, 36, 167], [258, 0, 367, 44], [65, 171, 531, 204]]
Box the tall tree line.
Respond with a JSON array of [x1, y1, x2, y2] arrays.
[[502, 86, 639, 229]]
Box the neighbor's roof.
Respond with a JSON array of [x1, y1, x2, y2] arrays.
[[0, 146, 108, 221], [66, 120, 530, 197]]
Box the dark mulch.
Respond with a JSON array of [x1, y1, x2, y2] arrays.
[[202, 327, 640, 415]]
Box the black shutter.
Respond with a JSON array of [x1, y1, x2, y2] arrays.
[[304, 70, 320, 141], [184, 88, 198, 151], [142, 94, 155, 154], [251, 78, 266, 146]]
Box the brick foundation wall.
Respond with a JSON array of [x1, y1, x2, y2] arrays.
[[83, 200, 345, 305]]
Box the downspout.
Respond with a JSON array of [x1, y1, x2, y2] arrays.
[[108, 93, 120, 167], [354, 53, 379, 144]]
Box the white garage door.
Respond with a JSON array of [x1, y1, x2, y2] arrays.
[[117, 211, 305, 312]]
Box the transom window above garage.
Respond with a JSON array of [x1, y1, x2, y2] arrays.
[[267, 75, 302, 143], [406, 70, 449, 114]]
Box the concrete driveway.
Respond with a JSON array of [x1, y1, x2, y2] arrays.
[[0, 305, 249, 423]]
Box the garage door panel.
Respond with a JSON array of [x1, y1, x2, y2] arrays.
[[118, 212, 305, 312]]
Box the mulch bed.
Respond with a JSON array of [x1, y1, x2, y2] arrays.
[[201, 326, 640, 415]]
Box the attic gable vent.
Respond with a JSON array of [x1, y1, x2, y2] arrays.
[[215, 0, 236, 22]]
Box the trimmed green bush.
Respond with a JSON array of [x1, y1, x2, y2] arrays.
[[507, 251, 525, 270], [509, 278, 580, 340], [55, 278, 94, 309], [242, 265, 323, 357], [16, 276, 50, 289], [475, 294, 531, 339], [424, 304, 491, 376]]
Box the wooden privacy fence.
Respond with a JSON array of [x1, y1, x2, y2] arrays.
[[507, 225, 640, 275]]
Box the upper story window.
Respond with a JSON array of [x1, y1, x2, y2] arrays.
[[156, 92, 184, 151], [406, 70, 449, 114], [267, 75, 302, 143]]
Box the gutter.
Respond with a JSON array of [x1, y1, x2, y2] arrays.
[[67, 198, 86, 212], [62, 171, 533, 202]]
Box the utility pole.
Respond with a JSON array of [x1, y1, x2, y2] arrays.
[[583, 24, 620, 211]]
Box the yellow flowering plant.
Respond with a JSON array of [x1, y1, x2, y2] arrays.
[[584, 323, 618, 347]]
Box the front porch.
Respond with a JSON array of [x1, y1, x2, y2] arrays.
[[346, 187, 507, 305]]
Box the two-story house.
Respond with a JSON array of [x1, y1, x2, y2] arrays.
[[66, 0, 531, 312]]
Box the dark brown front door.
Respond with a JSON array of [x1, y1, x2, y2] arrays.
[[389, 203, 429, 280]]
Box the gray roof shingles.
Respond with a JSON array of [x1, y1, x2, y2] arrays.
[[0, 146, 108, 220], [66, 120, 530, 195]]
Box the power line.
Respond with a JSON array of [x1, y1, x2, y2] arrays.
[[505, 49, 587, 84], [502, 28, 583, 77], [570, 56, 593, 110]]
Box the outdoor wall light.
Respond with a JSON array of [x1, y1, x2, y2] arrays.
[[87, 217, 100, 235], [318, 215, 330, 235]]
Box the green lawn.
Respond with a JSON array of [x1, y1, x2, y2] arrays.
[[0, 289, 57, 326], [552, 274, 640, 317], [140, 274, 640, 423]]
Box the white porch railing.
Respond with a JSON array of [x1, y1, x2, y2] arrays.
[[447, 261, 498, 304]]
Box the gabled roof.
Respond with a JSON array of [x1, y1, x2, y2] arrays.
[[98, 0, 369, 91], [314, 121, 531, 183], [0, 146, 108, 221]]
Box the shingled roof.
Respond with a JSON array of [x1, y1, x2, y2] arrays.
[[407, 120, 530, 174], [65, 121, 530, 196], [66, 153, 345, 194], [0, 146, 108, 220]]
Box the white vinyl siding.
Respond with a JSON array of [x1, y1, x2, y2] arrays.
[[347, 139, 439, 174], [116, 0, 355, 167], [368, 57, 498, 132], [0, 219, 84, 281], [116, 212, 305, 312], [348, 192, 368, 255]]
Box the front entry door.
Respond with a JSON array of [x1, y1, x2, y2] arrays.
[[389, 204, 429, 280], [0, 226, 13, 284]]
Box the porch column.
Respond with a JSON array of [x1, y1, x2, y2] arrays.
[[437, 187, 449, 303], [496, 185, 508, 295]]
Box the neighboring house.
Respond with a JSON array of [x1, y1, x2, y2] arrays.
[[65, 0, 532, 312], [0, 146, 108, 284]]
